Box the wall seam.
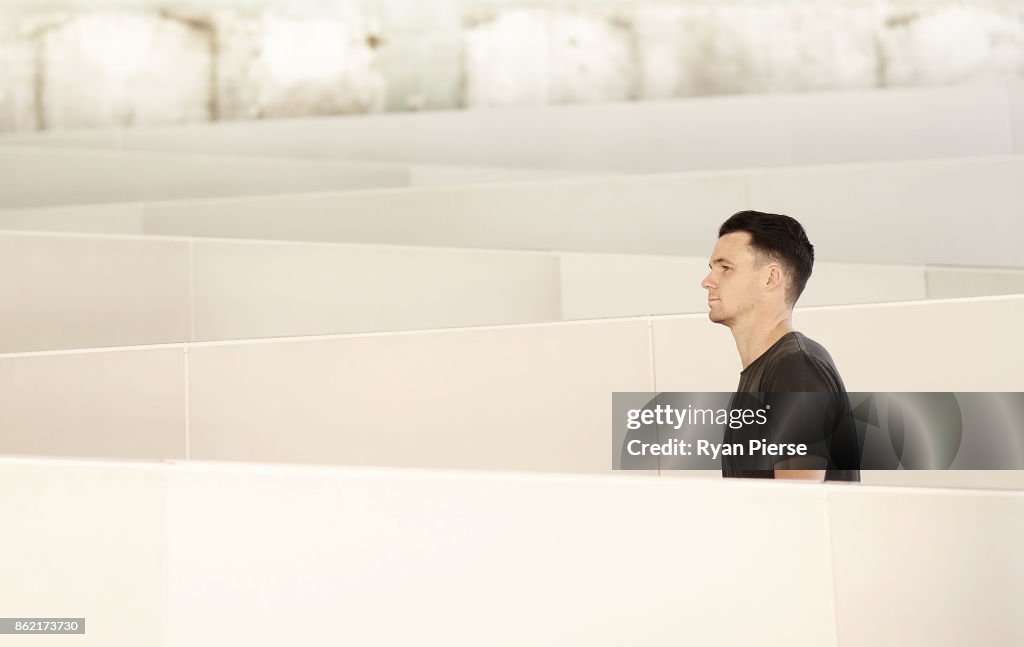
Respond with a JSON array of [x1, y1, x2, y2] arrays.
[[1003, 81, 1015, 154], [185, 237, 195, 461], [183, 345, 191, 461], [188, 238, 196, 342], [824, 491, 843, 647], [647, 317, 660, 476]]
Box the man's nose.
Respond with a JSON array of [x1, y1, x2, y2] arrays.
[[701, 273, 714, 290]]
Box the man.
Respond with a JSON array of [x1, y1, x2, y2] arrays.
[[700, 210, 860, 482]]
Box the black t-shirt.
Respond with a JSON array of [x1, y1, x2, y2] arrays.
[[723, 332, 861, 482]]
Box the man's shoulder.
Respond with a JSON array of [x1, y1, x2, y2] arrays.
[[772, 332, 837, 367], [761, 333, 844, 392]]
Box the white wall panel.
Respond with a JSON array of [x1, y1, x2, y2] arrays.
[[926, 266, 1024, 299], [192, 239, 561, 340], [0, 203, 144, 234], [802, 261, 927, 306], [2, 296, 1017, 474], [789, 84, 1012, 164], [4, 155, 1023, 268], [0, 459, 167, 647], [0, 82, 1016, 171], [0, 146, 409, 208], [165, 463, 835, 646], [651, 314, 740, 392], [0, 129, 119, 149], [747, 156, 1024, 267], [1010, 78, 1024, 153], [795, 296, 1024, 391], [187, 319, 652, 472], [408, 163, 592, 186], [829, 487, 1024, 646], [103, 94, 796, 171], [0, 457, 838, 646], [137, 173, 746, 254], [69, 156, 1024, 270], [3, 457, 1021, 647], [546, 96, 793, 172], [560, 254, 927, 321], [559, 253, 709, 320], [0, 227, 936, 353], [652, 295, 1024, 394], [0, 232, 190, 352], [861, 470, 1024, 490], [0, 347, 186, 460]]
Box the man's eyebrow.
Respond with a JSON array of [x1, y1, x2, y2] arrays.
[[710, 257, 734, 267]]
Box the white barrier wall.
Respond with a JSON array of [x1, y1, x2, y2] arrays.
[[6, 231, 966, 353], [0, 459, 167, 647], [408, 163, 593, 185], [861, 471, 1024, 491], [653, 295, 1024, 393], [0, 346, 186, 459], [0, 232, 563, 351], [0, 82, 1019, 171], [0, 458, 841, 647], [559, 253, 930, 321], [2, 296, 1022, 478], [925, 267, 1024, 299], [163, 465, 834, 647], [2, 457, 1021, 646], [1012, 79, 1024, 152], [0, 202, 146, 233], [829, 486, 1024, 646], [0, 147, 411, 208], [186, 319, 651, 472], [0, 318, 653, 468], [140, 154, 1024, 271], [745, 156, 1024, 268], [0, 233, 190, 352], [190, 238, 561, 341], [4, 155, 1022, 267]]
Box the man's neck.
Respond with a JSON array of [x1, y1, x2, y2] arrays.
[[730, 314, 795, 370]]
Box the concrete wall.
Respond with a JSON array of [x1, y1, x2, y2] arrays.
[[1, 2, 1022, 130]]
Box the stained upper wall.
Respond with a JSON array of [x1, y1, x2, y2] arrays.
[[1, 1, 1023, 131]]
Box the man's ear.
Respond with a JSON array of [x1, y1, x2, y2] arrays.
[[765, 264, 785, 292]]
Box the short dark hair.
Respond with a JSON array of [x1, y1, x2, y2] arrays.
[[718, 210, 814, 306]]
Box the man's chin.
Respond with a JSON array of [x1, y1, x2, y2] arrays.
[[707, 311, 731, 326]]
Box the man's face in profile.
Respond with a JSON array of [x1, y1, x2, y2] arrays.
[[701, 231, 764, 327]]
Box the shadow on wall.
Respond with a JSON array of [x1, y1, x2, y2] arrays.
[[0, 2, 1023, 132]]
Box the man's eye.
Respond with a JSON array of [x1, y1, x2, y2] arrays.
[[722, 267, 731, 272]]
